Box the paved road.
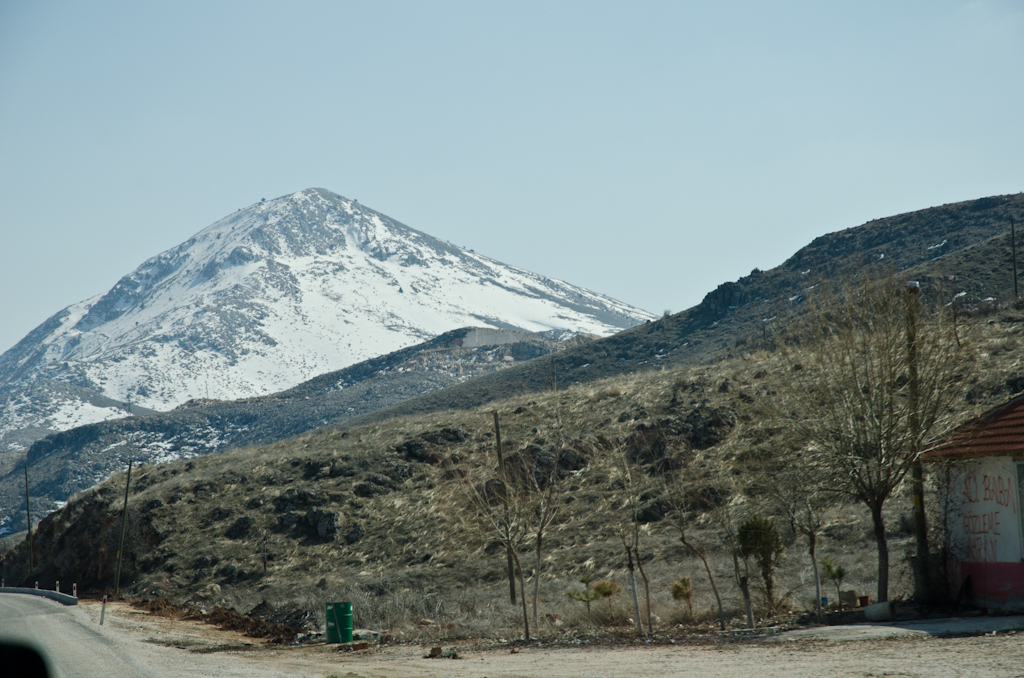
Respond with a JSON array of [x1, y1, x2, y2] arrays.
[[0, 593, 157, 678], [773, 614, 1024, 642]]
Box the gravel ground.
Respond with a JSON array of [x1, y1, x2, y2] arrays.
[[5, 594, 1024, 678]]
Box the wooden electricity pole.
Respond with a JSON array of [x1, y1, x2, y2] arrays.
[[1012, 217, 1019, 299], [113, 459, 133, 597], [24, 467, 34, 572], [492, 411, 516, 605], [905, 282, 929, 602]]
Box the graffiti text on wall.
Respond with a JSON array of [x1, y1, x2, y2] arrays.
[[962, 470, 1018, 562]]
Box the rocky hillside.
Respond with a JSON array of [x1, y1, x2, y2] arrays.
[[0, 381, 155, 474], [0, 187, 654, 454], [338, 192, 1024, 428], [3, 299, 1023, 636], [0, 328, 586, 535], [3, 191, 1020, 536]]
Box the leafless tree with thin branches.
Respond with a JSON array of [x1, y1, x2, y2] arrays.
[[662, 452, 727, 631], [761, 458, 838, 621], [614, 449, 651, 636], [459, 470, 534, 640], [778, 266, 973, 602]]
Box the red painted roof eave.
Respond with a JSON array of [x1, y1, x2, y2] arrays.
[[921, 448, 1024, 460], [921, 394, 1024, 460]]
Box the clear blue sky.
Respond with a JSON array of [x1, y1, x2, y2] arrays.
[[2, 1, 1022, 353]]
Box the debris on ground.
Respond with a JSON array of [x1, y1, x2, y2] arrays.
[[130, 598, 297, 644]]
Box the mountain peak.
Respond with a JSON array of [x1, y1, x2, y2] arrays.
[[0, 191, 654, 432]]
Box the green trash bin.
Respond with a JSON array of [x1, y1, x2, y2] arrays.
[[338, 602, 353, 643], [325, 602, 353, 644]]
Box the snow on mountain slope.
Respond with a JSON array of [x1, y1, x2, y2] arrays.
[[0, 188, 654, 418]]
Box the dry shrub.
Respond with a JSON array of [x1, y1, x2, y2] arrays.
[[589, 385, 625, 401], [301, 584, 522, 641]]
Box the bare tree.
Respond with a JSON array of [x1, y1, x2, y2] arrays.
[[458, 413, 543, 645], [459, 408, 571, 640], [525, 448, 565, 627], [662, 456, 727, 631], [762, 458, 838, 621], [717, 497, 756, 628], [460, 473, 532, 640], [614, 450, 650, 636], [780, 267, 972, 602], [525, 391, 571, 628]]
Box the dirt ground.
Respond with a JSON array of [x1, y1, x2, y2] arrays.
[[81, 599, 1024, 678]]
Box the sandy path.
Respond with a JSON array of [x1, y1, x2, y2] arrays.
[[26, 598, 1024, 678]]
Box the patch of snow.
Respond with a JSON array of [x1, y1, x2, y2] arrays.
[[1, 188, 656, 438]]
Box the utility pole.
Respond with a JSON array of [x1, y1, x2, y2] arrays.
[[492, 412, 516, 605], [905, 281, 929, 602], [24, 467, 34, 572], [1012, 218, 1019, 300], [114, 459, 133, 597]]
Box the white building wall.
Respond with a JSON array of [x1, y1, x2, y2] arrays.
[[939, 457, 1023, 563]]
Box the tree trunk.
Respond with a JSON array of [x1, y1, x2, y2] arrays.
[[494, 412, 516, 606], [809, 532, 822, 621], [762, 563, 775, 616], [681, 537, 725, 630], [906, 290, 930, 603], [509, 548, 530, 641], [626, 550, 645, 636], [634, 547, 653, 632], [533, 531, 542, 626], [506, 547, 517, 605], [739, 575, 754, 628], [869, 500, 890, 603]]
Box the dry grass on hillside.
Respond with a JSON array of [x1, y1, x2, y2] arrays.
[[6, 302, 1024, 639]]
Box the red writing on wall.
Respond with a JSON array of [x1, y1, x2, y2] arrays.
[[965, 535, 1001, 562], [963, 509, 1002, 563], [963, 511, 1001, 536], [962, 473, 1017, 515]]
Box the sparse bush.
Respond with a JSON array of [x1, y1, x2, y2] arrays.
[[671, 575, 694, 621], [566, 575, 601, 622], [738, 514, 784, 615], [822, 555, 846, 611], [592, 579, 620, 599], [588, 579, 629, 626]]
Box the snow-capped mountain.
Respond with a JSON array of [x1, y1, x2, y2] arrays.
[[0, 188, 654, 448]]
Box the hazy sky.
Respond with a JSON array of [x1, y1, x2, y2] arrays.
[[2, 1, 1022, 353]]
